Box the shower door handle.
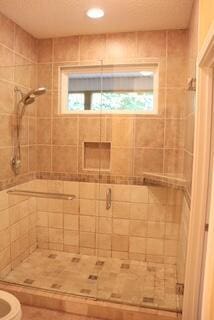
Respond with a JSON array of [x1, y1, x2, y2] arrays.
[[106, 188, 111, 210]]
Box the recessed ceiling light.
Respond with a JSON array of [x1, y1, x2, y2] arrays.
[[86, 8, 104, 19]]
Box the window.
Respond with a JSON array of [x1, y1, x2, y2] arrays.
[[60, 65, 159, 114]]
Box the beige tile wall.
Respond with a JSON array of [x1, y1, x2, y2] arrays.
[[184, 0, 199, 197], [35, 179, 183, 264], [37, 30, 188, 178], [0, 181, 37, 276], [0, 10, 194, 291], [0, 11, 38, 187]]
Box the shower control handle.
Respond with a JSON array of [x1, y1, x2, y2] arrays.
[[106, 188, 111, 210]]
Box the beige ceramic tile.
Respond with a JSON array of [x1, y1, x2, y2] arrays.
[[0, 80, 14, 114], [112, 202, 130, 219], [38, 63, 53, 90], [96, 233, 111, 250], [37, 119, 52, 145], [80, 34, 106, 60], [130, 203, 148, 220], [38, 39, 53, 62], [135, 119, 164, 148], [134, 148, 164, 175], [130, 185, 148, 203], [64, 230, 79, 246], [52, 146, 78, 173], [80, 216, 96, 232], [147, 222, 165, 238], [129, 220, 147, 237], [64, 214, 79, 230], [146, 238, 164, 255], [0, 12, 14, 49], [49, 212, 63, 228], [111, 147, 133, 176], [106, 32, 137, 60], [0, 45, 14, 81], [167, 30, 187, 57], [164, 149, 184, 174], [129, 237, 146, 253], [165, 120, 184, 148], [113, 218, 129, 235], [80, 232, 95, 248], [49, 228, 63, 243], [112, 234, 128, 252], [98, 217, 112, 234], [53, 36, 79, 62], [137, 31, 166, 57], [53, 118, 78, 146], [111, 117, 134, 147], [79, 182, 96, 200]]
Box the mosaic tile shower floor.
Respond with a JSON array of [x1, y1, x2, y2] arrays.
[[2, 249, 178, 311]]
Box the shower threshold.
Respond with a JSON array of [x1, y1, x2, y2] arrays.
[[0, 249, 179, 313]]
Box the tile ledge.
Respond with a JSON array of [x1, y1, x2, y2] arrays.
[[0, 281, 179, 320]]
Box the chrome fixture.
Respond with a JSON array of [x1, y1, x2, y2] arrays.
[[106, 188, 112, 210], [7, 189, 75, 201], [176, 283, 184, 295], [11, 87, 46, 174], [187, 77, 196, 91]]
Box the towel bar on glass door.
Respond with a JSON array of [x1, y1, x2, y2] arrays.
[[7, 189, 76, 201]]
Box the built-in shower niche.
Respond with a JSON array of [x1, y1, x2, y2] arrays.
[[83, 142, 111, 171]]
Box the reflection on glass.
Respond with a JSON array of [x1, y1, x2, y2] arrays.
[[91, 92, 153, 111], [66, 69, 155, 113]]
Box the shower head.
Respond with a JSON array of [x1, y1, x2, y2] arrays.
[[20, 87, 46, 106], [33, 87, 46, 96], [15, 86, 47, 120], [22, 94, 35, 105]]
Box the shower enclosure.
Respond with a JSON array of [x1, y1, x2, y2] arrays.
[[0, 58, 189, 316]]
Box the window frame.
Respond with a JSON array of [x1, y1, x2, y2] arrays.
[[59, 63, 159, 115]]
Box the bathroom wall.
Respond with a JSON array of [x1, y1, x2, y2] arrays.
[[0, 11, 38, 278], [0, 11, 38, 190], [183, 0, 199, 198], [35, 179, 182, 264], [199, 0, 214, 48], [36, 30, 187, 180], [0, 182, 37, 277]]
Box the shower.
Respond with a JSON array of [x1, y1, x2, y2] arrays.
[[11, 86, 46, 174]]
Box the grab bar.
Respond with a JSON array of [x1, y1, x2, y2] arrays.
[[7, 189, 76, 201], [106, 188, 111, 210]]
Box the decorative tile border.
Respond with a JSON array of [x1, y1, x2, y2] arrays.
[[36, 171, 186, 189], [0, 172, 37, 192], [0, 171, 191, 208], [36, 172, 191, 207]]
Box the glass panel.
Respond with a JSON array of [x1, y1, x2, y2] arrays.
[[95, 61, 181, 313], [0, 61, 103, 302], [0, 61, 187, 316]]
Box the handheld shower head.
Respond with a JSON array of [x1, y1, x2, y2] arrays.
[[23, 94, 35, 105], [12, 86, 47, 174], [33, 87, 46, 96], [21, 87, 47, 106]]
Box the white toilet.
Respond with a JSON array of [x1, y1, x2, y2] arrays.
[[0, 291, 22, 320]]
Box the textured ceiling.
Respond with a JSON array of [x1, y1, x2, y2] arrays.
[[0, 0, 194, 39]]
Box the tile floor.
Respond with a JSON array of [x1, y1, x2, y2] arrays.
[[2, 249, 178, 311]]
